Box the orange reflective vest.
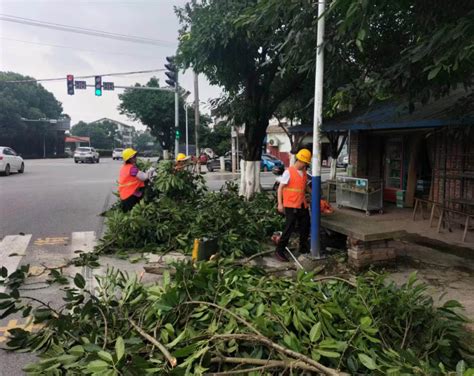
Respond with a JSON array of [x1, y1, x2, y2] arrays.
[[283, 166, 308, 208], [118, 164, 145, 200]]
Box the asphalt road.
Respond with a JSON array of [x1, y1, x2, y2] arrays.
[[0, 159, 333, 239], [0, 158, 119, 239]]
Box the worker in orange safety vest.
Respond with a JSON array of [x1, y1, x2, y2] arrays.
[[118, 148, 154, 212], [275, 148, 312, 261]]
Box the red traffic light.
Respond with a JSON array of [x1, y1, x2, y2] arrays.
[[66, 74, 74, 95]]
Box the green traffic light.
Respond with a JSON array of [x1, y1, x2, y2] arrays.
[[95, 89, 102, 96]]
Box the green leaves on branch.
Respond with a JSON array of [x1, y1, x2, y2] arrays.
[[102, 161, 283, 257], [1, 262, 472, 375]]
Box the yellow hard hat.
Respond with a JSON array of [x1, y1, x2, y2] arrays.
[[295, 148, 311, 164], [176, 153, 188, 162], [122, 148, 138, 162]]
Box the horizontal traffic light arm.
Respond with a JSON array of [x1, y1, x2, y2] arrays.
[[82, 84, 174, 91]]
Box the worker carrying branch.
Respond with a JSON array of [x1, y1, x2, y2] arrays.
[[275, 148, 312, 261], [118, 148, 154, 212]]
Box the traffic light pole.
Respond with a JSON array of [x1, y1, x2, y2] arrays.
[[174, 73, 179, 156]]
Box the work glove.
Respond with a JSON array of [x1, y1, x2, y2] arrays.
[[146, 167, 157, 180]]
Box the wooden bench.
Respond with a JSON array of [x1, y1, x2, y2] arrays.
[[438, 207, 474, 243], [413, 198, 473, 242], [412, 198, 434, 221]]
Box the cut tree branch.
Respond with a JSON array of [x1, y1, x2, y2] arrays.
[[128, 318, 177, 368], [209, 334, 348, 376], [209, 356, 320, 374]]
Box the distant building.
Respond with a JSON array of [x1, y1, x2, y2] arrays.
[[266, 118, 333, 167], [89, 118, 135, 147]]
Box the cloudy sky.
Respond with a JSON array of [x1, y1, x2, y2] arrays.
[[0, 0, 222, 130]]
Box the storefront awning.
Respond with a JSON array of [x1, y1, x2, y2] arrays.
[[289, 90, 474, 134], [65, 136, 90, 143]]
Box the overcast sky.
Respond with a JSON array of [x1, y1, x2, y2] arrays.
[[0, 0, 222, 130]]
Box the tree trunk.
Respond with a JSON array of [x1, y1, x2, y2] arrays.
[[239, 119, 267, 199], [329, 158, 337, 180], [239, 160, 261, 199]]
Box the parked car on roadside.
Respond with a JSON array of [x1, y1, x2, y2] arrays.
[[112, 148, 124, 160], [261, 153, 283, 172], [0, 146, 25, 176], [74, 147, 100, 163], [206, 157, 232, 172]]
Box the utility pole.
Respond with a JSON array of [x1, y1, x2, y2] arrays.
[[231, 126, 237, 173], [194, 72, 200, 169], [310, 0, 326, 258], [184, 103, 189, 156], [174, 76, 179, 155]]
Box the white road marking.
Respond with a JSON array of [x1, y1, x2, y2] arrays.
[[0, 234, 32, 293], [71, 231, 97, 293]]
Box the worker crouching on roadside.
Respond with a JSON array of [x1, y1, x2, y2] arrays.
[[275, 148, 312, 262], [118, 148, 153, 212], [175, 153, 191, 172]]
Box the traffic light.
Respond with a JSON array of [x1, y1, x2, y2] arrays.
[[95, 76, 102, 96], [67, 74, 74, 95], [175, 129, 181, 140], [165, 56, 178, 88]]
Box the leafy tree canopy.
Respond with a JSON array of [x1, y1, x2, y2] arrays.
[[71, 120, 121, 150], [118, 77, 210, 151], [243, 0, 473, 117], [0, 72, 63, 139], [176, 0, 308, 160]]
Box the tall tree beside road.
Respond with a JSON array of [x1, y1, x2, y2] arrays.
[[71, 120, 120, 150], [176, 0, 308, 198], [246, 0, 473, 114], [0, 72, 63, 157], [118, 77, 209, 153]]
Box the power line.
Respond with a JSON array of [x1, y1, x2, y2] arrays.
[[1, 37, 158, 58], [0, 14, 177, 47], [0, 69, 166, 83]]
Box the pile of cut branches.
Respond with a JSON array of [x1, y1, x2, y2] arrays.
[[1, 261, 472, 375], [101, 161, 283, 257]]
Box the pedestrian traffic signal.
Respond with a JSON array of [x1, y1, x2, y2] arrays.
[[95, 76, 102, 96], [175, 129, 181, 140], [165, 56, 178, 88], [67, 74, 74, 95]]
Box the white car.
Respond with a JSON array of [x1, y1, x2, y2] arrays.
[[112, 148, 124, 160], [74, 147, 100, 163], [0, 146, 25, 176]]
